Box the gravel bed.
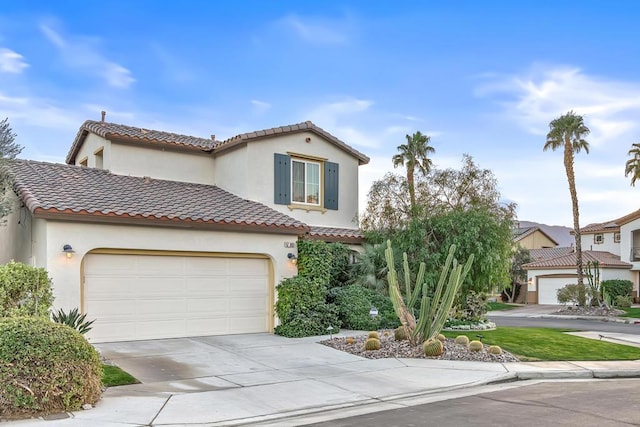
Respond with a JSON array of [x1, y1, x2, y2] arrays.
[[320, 330, 519, 363], [554, 306, 625, 316]]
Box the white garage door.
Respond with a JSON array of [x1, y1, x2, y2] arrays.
[[537, 277, 577, 304], [84, 253, 270, 342]]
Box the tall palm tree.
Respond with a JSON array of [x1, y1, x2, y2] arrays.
[[625, 142, 640, 186], [544, 111, 590, 287], [392, 131, 435, 216]]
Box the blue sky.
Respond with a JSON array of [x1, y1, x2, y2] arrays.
[[1, 1, 639, 226]]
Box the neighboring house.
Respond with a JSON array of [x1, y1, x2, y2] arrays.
[[513, 226, 558, 250], [523, 209, 640, 304], [0, 118, 369, 342]]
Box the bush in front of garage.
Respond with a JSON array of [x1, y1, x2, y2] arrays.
[[0, 261, 54, 317], [0, 317, 102, 419], [331, 284, 399, 331], [601, 279, 633, 302]]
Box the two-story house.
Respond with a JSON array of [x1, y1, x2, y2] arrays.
[[0, 118, 369, 342], [523, 209, 640, 304]]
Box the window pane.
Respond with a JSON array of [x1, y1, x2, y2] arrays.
[[306, 163, 320, 204], [292, 161, 305, 203]]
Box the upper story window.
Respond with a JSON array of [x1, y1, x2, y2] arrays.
[[614, 232, 621, 243], [94, 147, 104, 169], [79, 157, 88, 168], [274, 153, 339, 210], [292, 159, 320, 205], [594, 233, 604, 244]]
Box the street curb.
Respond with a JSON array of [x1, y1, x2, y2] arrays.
[[537, 314, 640, 324]]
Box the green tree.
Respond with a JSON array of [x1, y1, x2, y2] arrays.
[[392, 131, 435, 217], [625, 142, 640, 186], [543, 110, 590, 288], [360, 173, 410, 231], [506, 245, 532, 303], [0, 118, 23, 220]]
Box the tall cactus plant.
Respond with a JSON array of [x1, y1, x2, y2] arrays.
[[385, 240, 473, 345]]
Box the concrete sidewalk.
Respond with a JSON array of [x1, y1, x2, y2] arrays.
[[7, 333, 640, 427]]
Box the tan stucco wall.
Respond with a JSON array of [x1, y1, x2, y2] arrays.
[[517, 231, 557, 250], [216, 131, 360, 229], [0, 195, 32, 264], [109, 142, 215, 185], [40, 220, 298, 314], [580, 231, 621, 256], [74, 133, 111, 169]]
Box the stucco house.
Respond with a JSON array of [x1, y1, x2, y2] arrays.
[[0, 118, 369, 342], [523, 209, 640, 304], [513, 226, 558, 250]]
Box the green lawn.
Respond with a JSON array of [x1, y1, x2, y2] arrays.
[[619, 307, 640, 318], [443, 327, 640, 361], [487, 302, 521, 311], [102, 364, 138, 387]]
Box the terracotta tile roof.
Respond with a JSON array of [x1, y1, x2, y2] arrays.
[[10, 160, 308, 234], [216, 121, 370, 165], [512, 226, 558, 245], [579, 209, 640, 234], [528, 247, 573, 262], [308, 226, 365, 243], [524, 250, 631, 270], [66, 120, 216, 164]]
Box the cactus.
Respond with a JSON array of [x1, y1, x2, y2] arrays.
[[454, 335, 470, 346], [423, 338, 444, 357], [364, 337, 381, 351], [385, 240, 474, 345], [436, 333, 446, 342], [368, 331, 380, 339], [488, 345, 503, 355], [469, 340, 484, 352], [345, 337, 355, 345], [394, 326, 408, 341]]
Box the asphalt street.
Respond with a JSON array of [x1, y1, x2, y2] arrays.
[[307, 379, 640, 427], [491, 316, 640, 334]]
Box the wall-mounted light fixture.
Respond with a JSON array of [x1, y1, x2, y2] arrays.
[[287, 253, 298, 265], [62, 244, 75, 259]]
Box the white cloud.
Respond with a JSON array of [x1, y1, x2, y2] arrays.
[[475, 65, 640, 146], [39, 24, 135, 88], [250, 99, 272, 114], [277, 14, 351, 45], [0, 48, 28, 73]]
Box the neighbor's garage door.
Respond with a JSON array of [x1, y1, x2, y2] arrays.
[[84, 253, 270, 342], [537, 276, 577, 304]]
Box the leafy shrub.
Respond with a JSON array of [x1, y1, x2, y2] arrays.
[[464, 291, 487, 321], [332, 284, 400, 331], [601, 280, 633, 301], [297, 239, 333, 284], [0, 261, 54, 317], [328, 243, 353, 290], [274, 276, 340, 338], [51, 308, 96, 335], [0, 317, 102, 419], [556, 284, 592, 306], [615, 295, 633, 308]]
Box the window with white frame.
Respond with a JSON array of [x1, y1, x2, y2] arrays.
[[614, 232, 621, 243], [594, 233, 604, 244], [291, 159, 321, 205]]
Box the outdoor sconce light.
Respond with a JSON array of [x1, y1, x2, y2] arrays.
[[62, 244, 75, 259], [287, 253, 298, 265]]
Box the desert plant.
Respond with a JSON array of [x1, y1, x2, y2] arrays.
[[364, 337, 381, 351], [423, 338, 444, 356], [464, 291, 488, 321], [345, 337, 355, 345], [394, 326, 408, 341], [488, 345, 503, 355], [0, 261, 54, 317], [385, 240, 474, 344], [454, 335, 470, 346], [469, 340, 484, 352], [615, 295, 633, 308], [0, 317, 102, 419], [51, 308, 95, 335], [557, 283, 592, 306], [436, 333, 446, 342], [368, 331, 380, 339], [585, 261, 603, 306]]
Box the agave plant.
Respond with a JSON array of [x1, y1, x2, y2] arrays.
[[51, 307, 96, 335]]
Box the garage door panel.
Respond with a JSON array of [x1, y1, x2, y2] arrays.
[[538, 276, 577, 304], [84, 253, 270, 342]]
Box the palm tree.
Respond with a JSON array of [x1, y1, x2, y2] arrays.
[[544, 111, 590, 287], [625, 143, 640, 186], [392, 131, 435, 216]]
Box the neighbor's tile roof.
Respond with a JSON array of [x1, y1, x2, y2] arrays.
[[579, 209, 640, 234], [216, 121, 370, 165], [523, 250, 631, 270], [66, 120, 217, 164], [308, 226, 365, 243], [10, 160, 308, 234], [528, 247, 573, 262]]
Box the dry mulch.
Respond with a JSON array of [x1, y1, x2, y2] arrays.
[[320, 330, 519, 363], [554, 306, 625, 317]]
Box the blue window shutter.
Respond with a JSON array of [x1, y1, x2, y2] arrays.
[[324, 161, 339, 210], [274, 153, 291, 205]]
